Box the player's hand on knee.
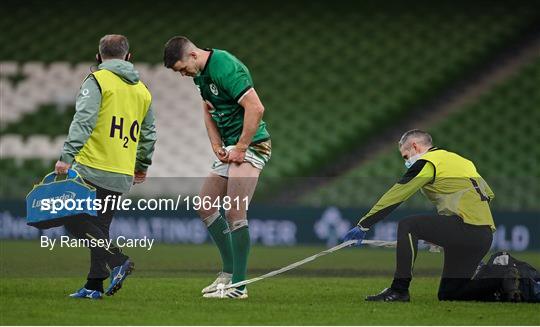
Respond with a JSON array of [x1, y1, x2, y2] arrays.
[[133, 170, 147, 184], [228, 146, 246, 163], [341, 226, 366, 246], [54, 160, 71, 175]]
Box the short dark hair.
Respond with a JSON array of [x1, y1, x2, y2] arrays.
[[99, 34, 129, 59], [399, 129, 433, 148], [163, 36, 195, 68]]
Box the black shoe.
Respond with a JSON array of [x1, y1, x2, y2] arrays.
[[501, 267, 522, 302], [365, 287, 410, 302]]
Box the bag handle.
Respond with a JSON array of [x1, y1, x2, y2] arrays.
[[41, 169, 83, 184]]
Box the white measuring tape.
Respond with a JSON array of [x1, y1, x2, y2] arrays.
[[224, 239, 357, 290], [219, 239, 441, 291]]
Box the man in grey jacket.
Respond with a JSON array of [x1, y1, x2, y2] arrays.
[[54, 34, 156, 299]]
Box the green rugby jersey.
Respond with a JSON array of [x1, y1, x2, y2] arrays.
[[193, 49, 270, 146]]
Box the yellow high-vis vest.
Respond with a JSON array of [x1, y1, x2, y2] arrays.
[[420, 149, 496, 230], [75, 69, 152, 176]]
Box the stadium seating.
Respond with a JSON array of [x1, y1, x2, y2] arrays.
[[302, 58, 540, 210], [1, 0, 539, 201], [0, 62, 214, 180]]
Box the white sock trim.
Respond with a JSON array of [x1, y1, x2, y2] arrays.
[[230, 219, 248, 232], [202, 211, 221, 227]]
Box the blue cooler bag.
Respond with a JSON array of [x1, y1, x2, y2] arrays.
[[26, 169, 97, 229]]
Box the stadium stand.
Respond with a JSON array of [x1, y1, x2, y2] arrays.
[[302, 57, 540, 210], [0, 63, 214, 178], [1, 0, 539, 201]]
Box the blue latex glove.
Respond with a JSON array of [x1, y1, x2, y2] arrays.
[[342, 226, 366, 246]]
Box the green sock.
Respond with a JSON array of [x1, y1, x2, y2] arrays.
[[207, 215, 234, 274], [231, 226, 251, 290]]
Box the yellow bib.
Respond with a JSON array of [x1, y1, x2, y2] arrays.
[[420, 149, 495, 230], [75, 69, 152, 175]]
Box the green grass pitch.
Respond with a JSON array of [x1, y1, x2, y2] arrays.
[[1, 240, 539, 325]]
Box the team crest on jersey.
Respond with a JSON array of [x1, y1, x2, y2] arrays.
[[209, 83, 219, 96]]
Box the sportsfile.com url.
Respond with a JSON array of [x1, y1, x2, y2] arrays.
[[38, 195, 250, 214]]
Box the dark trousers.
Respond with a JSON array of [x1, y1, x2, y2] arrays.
[[390, 214, 496, 301], [64, 182, 128, 288]]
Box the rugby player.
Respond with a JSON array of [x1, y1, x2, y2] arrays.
[[163, 36, 271, 299]]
